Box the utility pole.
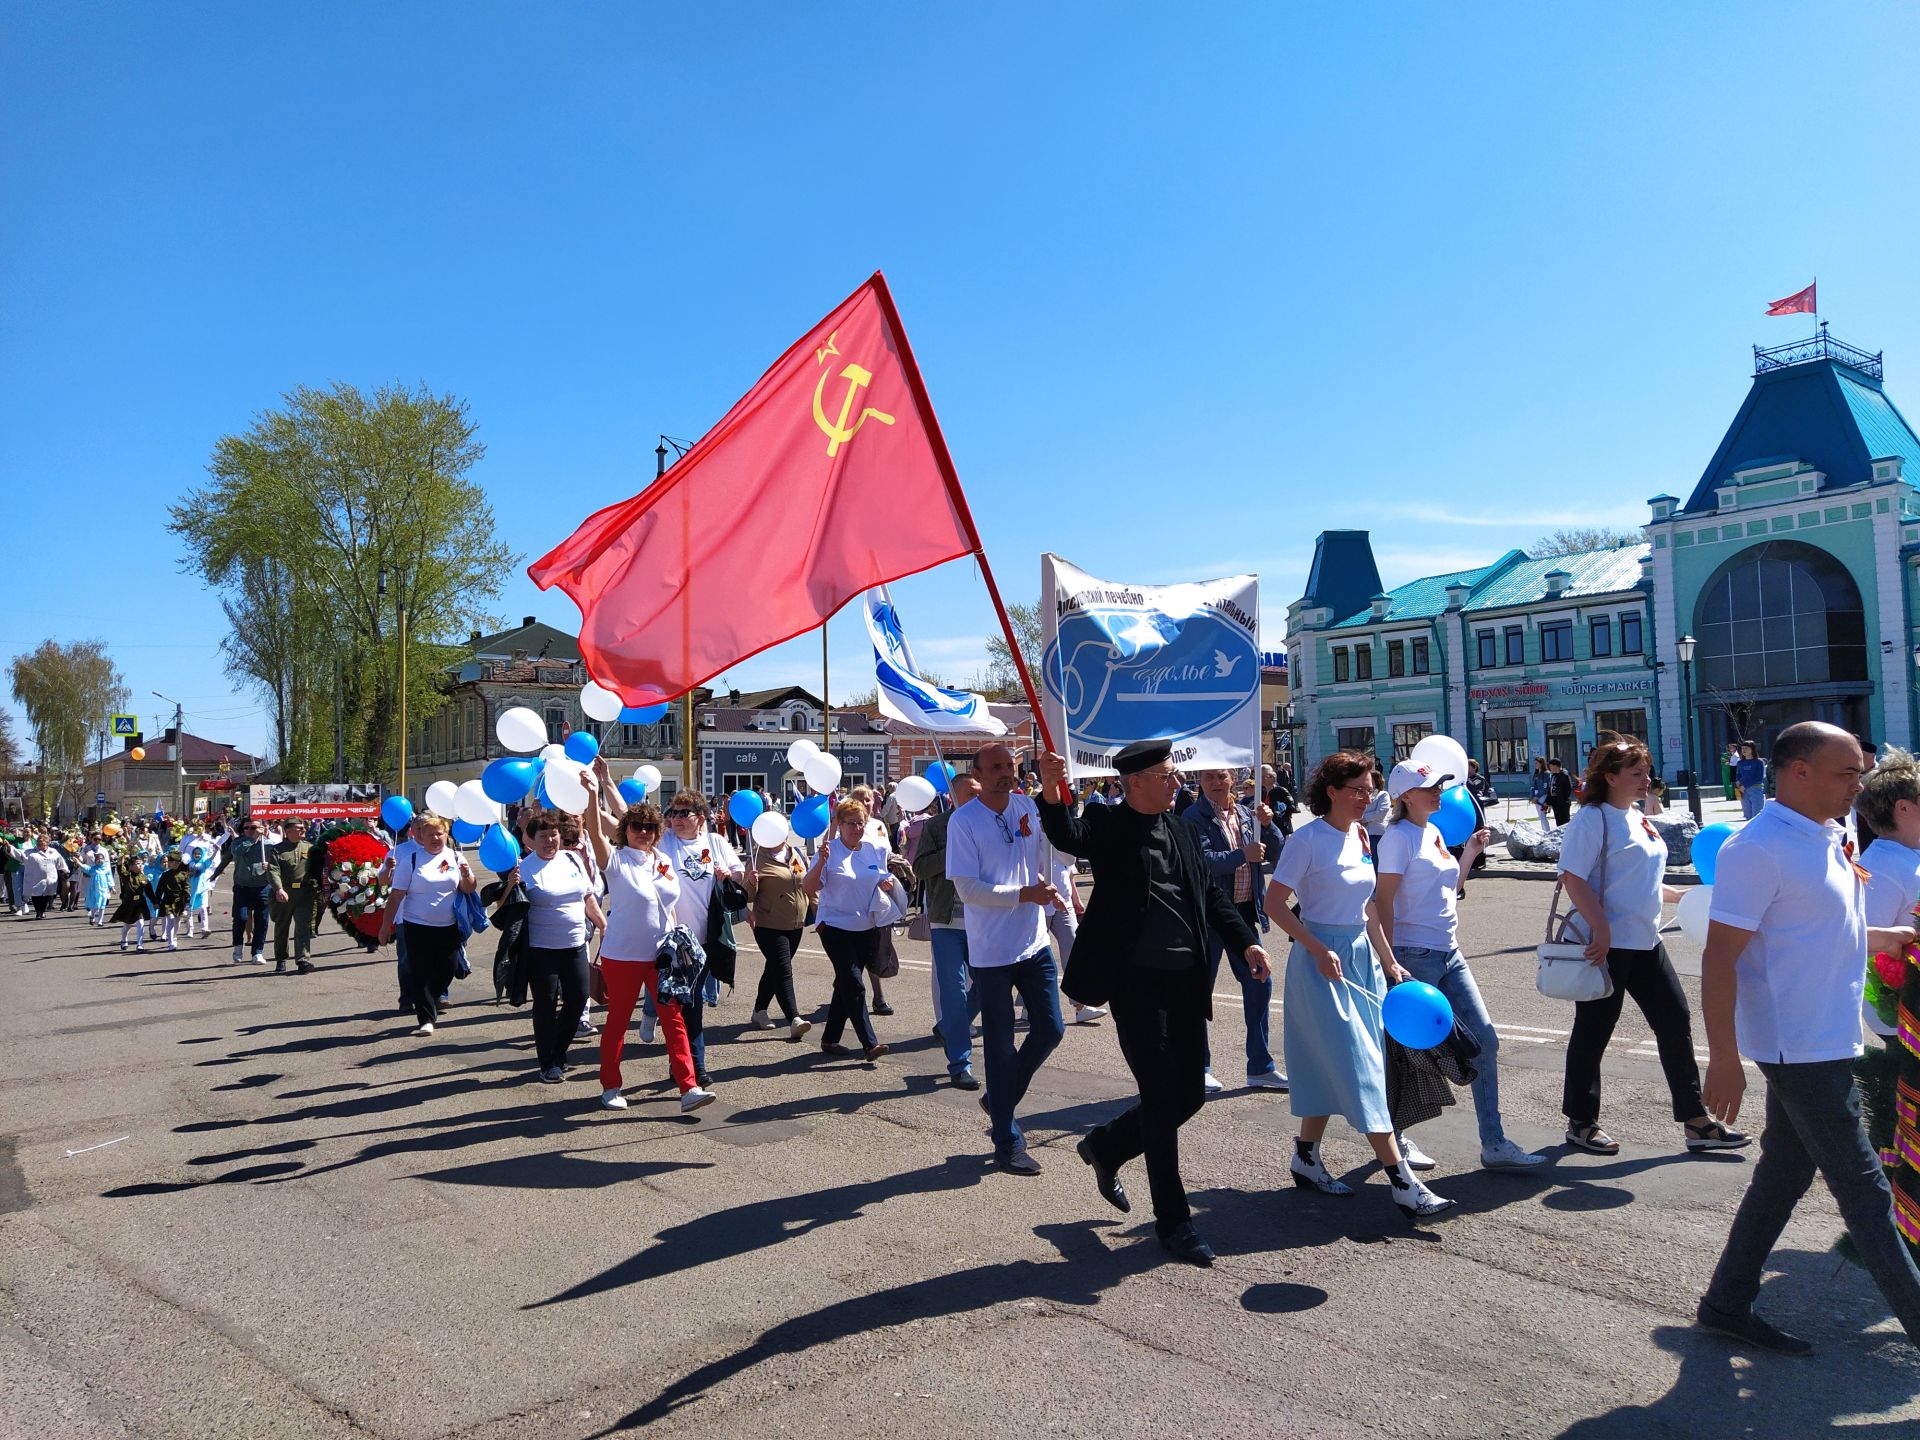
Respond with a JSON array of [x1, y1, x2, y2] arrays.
[[153, 691, 185, 820]]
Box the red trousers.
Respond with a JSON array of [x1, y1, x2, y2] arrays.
[[599, 957, 696, 1093]]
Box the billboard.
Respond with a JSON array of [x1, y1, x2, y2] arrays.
[[248, 782, 380, 821]]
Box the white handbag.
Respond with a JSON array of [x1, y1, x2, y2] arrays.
[[868, 879, 909, 929], [1537, 829, 1615, 1003]]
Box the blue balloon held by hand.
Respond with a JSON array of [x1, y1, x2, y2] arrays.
[[1382, 980, 1454, 1049], [928, 762, 954, 796], [1693, 822, 1734, 885], [482, 756, 537, 804], [1432, 785, 1477, 847], [563, 731, 600, 764], [478, 823, 521, 873], [728, 790, 765, 828], [617, 778, 646, 806], [791, 794, 831, 840], [381, 795, 414, 833], [450, 818, 484, 845]]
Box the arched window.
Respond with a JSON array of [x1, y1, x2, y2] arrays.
[[1693, 540, 1866, 692]]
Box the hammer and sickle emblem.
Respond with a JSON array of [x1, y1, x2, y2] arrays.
[[813, 334, 895, 458]]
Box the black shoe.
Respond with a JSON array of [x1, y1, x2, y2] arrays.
[[295, 961, 315, 974], [950, 1072, 980, 1091], [1159, 1221, 1214, 1267], [275, 962, 288, 974], [1075, 1135, 1130, 1214], [695, 1071, 712, 1088], [871, 1002, 894, 1016], [1696, 1298, 1812, 1355]]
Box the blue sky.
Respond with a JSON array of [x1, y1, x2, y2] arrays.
[[4, 3, 1918, 760]]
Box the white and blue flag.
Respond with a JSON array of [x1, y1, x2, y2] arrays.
[[863, 585, 1007, 736]]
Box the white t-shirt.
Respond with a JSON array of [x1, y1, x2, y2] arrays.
[[814, 836, 893, 932], [946, 793, 1052, 968], [1268, 817, 1374, 927], [658, 829, 741, 932], [392, 844, 469, 927], [1376, 818, 1459, 953], [522, 848, 595, 949], [1860, 838, 1920, 1039], [1556, 803, 1667, 952], [600, 846, 682, 962], [1709, 799, 1868, 1065]]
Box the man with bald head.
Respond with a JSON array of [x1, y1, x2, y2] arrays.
[[1698, 721, 1920, 1354]]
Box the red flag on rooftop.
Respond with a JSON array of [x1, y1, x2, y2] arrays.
[[529, 273, 974, 702], [1765, 282, 1816, 316]]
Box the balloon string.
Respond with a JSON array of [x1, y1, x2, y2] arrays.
[[1338, 975, 1384, 1012]]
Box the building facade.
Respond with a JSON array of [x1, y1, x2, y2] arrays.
[[695, 688, 890, 804]]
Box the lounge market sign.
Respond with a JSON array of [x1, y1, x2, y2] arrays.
[[1469, 676, 1653, 707]]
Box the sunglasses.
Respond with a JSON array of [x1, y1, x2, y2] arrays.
[[665, 809, 698, 818], [627, 820, 660, 832]]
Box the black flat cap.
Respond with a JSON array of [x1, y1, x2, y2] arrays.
[[1114, 739, 1173, 775]]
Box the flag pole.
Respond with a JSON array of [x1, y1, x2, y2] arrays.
[[884, 585, 953, 796], [821, 626, 831, 783]]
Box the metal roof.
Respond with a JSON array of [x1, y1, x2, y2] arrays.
[[1462, 544, 1648, 612]]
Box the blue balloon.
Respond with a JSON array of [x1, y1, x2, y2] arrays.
[[481, 756, 537, 804], [477, 823, 521, 873], [791, 794, 831, 840], [1382, 980, 1454, 1049], [381, 795, 414, 833], [1693, 822, 1735, 885], [928, 762, 954, 796], [617, 778, 646, 807], [728, 789, 766, 828], [618, 703, 670, 725], [563, 730, 600, 764], [1433, 785, 1477, 847], [532, 775, 553, 810], [449, 818, 484, 844]]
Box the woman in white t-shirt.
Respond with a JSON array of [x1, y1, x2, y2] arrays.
[[1263, 751, 1454, 1218], [658, 790, 746, 1089], [501, 810, 606, 1084], [1375, 762, 1540, 1173], [802, 799, 895, 1062], [1857, 749, 1920, 1045], [1556, 740, 1748, 1155], [377, 813, 477, 1037]]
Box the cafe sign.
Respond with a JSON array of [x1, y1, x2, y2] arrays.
[[1470, 675, 1654, 708]]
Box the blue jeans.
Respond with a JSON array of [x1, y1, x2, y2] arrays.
[[1397, 945, 1504, 1148], [970, 948, 1065, 1157], [931, 926, 982, 1077], [1203, 899, 1276, 1077], [639, 976, 717, 1074]]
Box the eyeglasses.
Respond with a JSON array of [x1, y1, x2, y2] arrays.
[[1337, 784, 1375, 798], [665, 809, 698, 819], [991, 810, 1017, 845], [627, 821, 659, 833]]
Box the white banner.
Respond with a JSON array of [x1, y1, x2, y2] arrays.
[[1040, 554, 1260, 780]]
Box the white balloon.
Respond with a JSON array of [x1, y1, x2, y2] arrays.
[[633, 763, 662, 794], [1408, 733, 1472, 789], [787, 738, 820, 769], [894, 775, 937, 813], [580, 679, 622, 724], [1676, 884, 1714, 944], [539, 742, 568, 769], [496, 706, 547, 754], [803, 752, 843, 793], [425, 780, 460, 817], [751, 811, 791, 848], [454, 779, 500, 827], [543, 758, 591, 815]]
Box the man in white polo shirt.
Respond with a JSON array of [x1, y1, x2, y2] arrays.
[[945, 742, 1065, 1175], [1698, 721, 1920, 1354]]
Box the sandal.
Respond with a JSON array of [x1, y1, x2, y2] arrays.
[[1685, 1119, 1752, 1152], [1564, 1123, 1619, 1155]]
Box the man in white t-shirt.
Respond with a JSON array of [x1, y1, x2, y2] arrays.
[[1698, 721, 1920, 1355]]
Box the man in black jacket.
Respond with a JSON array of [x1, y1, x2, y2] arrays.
[[1037, 740, 1269, 1266]]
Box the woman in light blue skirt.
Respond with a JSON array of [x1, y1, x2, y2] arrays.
[[1265, 750, 1455, 1219]]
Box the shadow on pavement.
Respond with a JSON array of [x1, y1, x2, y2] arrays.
[[416, 1148, 714, 1190]]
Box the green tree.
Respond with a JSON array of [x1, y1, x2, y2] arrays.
[[8, 639, 127, 816], [983, 600, 1043, 702], [1529, 526, 1641, 557], [170, 383, 517, 782]]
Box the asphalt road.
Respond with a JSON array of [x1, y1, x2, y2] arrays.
[[2, 870, 1916, 1439]]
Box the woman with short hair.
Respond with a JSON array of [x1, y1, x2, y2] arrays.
[[376, 813, 477, 1037], [802, 799, 894, 1062], [745, 830, 814, 1042], [502, 808, 606, 1083], [659, 789, 745, 1089]]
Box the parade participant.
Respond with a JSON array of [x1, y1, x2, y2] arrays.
[[375, 813, 476, 1037], [1374, 760, 1543, 1171], [78, 832, 112, 927], [1036, 742, 1269, 1264], [912, 769, 985, 1088], [802, 800, 894, 1062], [502, 807, 605, 1083], [1529, 757, 1553, 829], [1184, 768, 1286, 1094], [20, 835, 68, 919], [153, 850, 193, 949], [1735, 741, 1767, 821], [1557, 739, 1745, 1155], [1698, 722, 1920, 1354], [658, 790, 743, 1088], [744, 828, 814, 1042], [267, 818, 324, 974], [1043, 822, 1106, 1027], [184, 825, 216, 938], [110, 846, 152, 951], [945, 742, 1064, 1176], [213, 816, 274, 964], [584, 794, 706, 1111], [845, 782, 897, 1014], [1264, 751, 1455, 1218]]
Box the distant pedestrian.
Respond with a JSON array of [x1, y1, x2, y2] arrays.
[[1735, 742, 1766, 821], [1545, 758, 1573, 828], [1529, 757, 1553, 829]]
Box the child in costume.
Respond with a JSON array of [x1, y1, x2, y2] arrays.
[[110, 848, 155, 952], [154, 851, 194, 950], [183, 834, 215, 938], [78, 835, 114, 926]]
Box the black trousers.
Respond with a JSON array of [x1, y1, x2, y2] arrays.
[[1086, 965, 1209, 1236], [527, 942, 590, 1070], [30, 895, 52, 918], [401, 922, 462, 1026], [751, 925, 803, 1021], [1562, 942, 1703, 1126], [818, 925, 879, 1050]]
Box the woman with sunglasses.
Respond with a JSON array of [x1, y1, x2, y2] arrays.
[[583, 778, 709, 1111], [501, 809, 607, 1083], [802, 799, 894, 1062], [1264, 750, 1455, 1218], [657, 790, 745, 1088]]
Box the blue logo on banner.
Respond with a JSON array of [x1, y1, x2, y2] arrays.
[[1042, 605, 1259, 746]]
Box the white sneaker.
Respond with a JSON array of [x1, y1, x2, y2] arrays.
[[680, 1087, 716, 1113], [638, 1013, 657, 1044], [167, 940, 179, 951], [749, 1009, 776, 1030], [789, 1018, 813, 1042], [600, 1088, 628, 1110], [411, 1023, 435, 1037], [1481, 1137, 1547, 1170], [1073, 1005, 1108, 1024], [1246, 1070, 1290, 1091], [575, 1016, 597, 1036], [1201, 1071, 1225, 1095], [1397, 1133, 1437, 1170], [251, 953, 268, 966]]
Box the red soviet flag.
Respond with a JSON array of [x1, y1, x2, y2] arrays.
[[529, 273, 975, 702], [1765, 282, 1816, 316]]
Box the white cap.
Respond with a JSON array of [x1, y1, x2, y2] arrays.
[[1387, 759, 1455, 799]]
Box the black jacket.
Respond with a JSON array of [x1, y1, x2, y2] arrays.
[[1036, 795, 1260, 1007]]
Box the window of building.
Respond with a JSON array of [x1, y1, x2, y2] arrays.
[[1411, 637, 1430, 674], [1590, 617, 1612, 657], [721, 772, 760, 798], [1387, 640, 1405, 677], [544, 705, 567, 743], [1695, 540, 1867, 690], [1354, 645, 1373, 681], [1332, 648, 1350, 683], [1540, 620, 1573, 662], [1336, 726, 1376, 755], [1391, 721, 1432, 760], [1595, 708, 1648, 743], [1476, 631, 1496, 667], [1544, 720, 1579, 772], [1484, 715, 1529, 773], [1504, 626, 1525, 666], [1620, 613, 1643, 654]]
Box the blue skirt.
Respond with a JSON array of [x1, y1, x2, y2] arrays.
[[1283, 920, 1392, 1133]]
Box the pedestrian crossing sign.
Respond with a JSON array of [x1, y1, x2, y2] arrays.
[[110, 714, 138, 737]]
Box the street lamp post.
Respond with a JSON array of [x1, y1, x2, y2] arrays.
[[1676, 634, 1702, 823], [1478, 701, 1489, 773]]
